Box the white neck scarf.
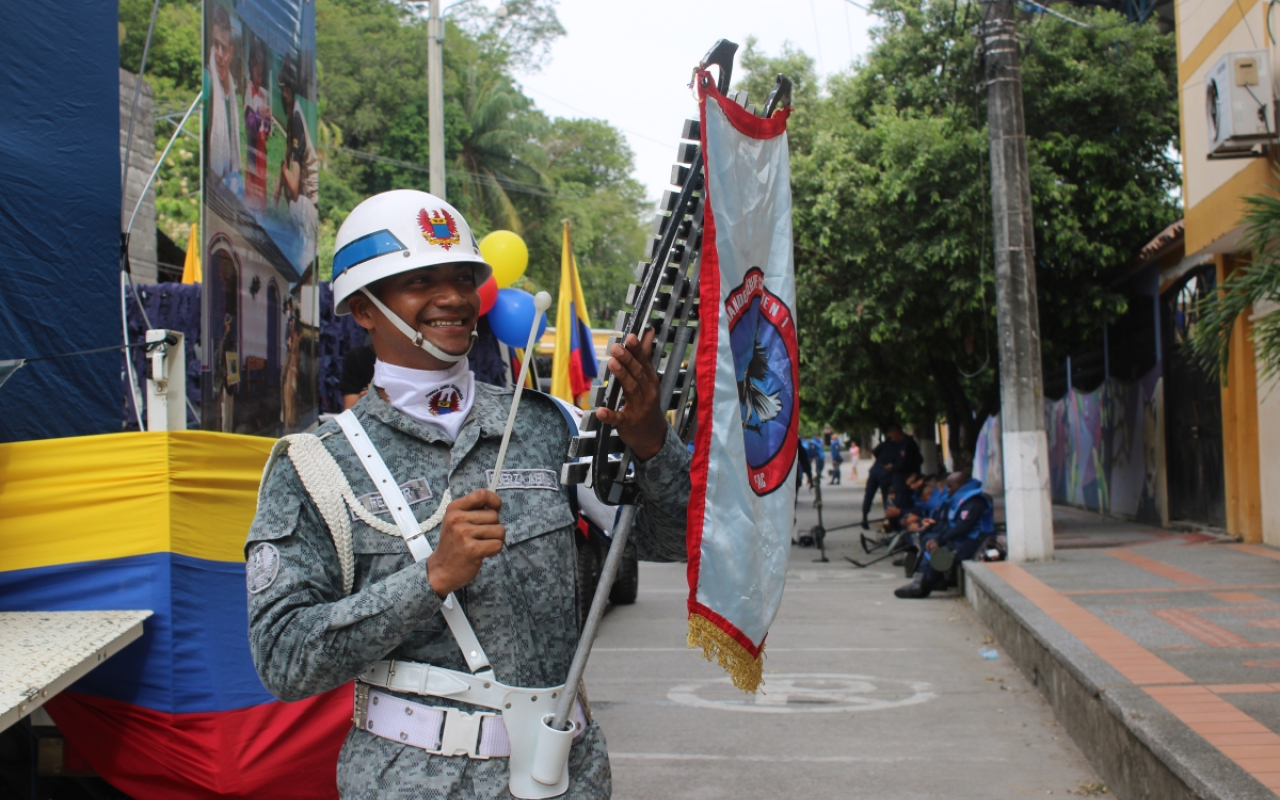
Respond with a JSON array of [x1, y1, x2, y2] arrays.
[[373, 358, 475, 441]]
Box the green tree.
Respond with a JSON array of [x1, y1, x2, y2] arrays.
[[527, 118, 648, 322], [119, 0, 646, 314], [778, 3, 1179, 466], [119, 0, 204, 246]]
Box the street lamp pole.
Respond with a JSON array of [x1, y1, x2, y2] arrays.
[[980, 0, 1054, 562], [427, 0, 446, 198]]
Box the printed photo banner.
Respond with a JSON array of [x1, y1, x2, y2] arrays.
[[687, 73, 797, 692]]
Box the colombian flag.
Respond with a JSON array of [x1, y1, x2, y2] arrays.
[[0, 432, 351, 798], [551, 220, 598, 406]]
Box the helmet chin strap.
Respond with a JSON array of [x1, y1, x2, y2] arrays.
[[359, 288, 476, 364]]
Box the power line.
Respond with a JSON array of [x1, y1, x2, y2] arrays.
[[841, 0, 886, 19], [335, 145, 604, 202], [1019, 0, 1092, 27], [519, 85, 673, 149]]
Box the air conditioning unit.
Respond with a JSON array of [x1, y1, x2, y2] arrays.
[[1205, 50, 1275, 158]]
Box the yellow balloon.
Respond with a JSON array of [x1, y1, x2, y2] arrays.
[[480, 230, 529, 288]]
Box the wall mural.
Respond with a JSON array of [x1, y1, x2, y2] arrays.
[[973, 366, 1165, 524]]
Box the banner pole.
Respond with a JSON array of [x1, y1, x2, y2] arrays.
[[551, 504, 637, 731]]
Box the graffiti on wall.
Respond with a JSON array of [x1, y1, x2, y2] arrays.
[[973, 367, 1165, 523], [973, 414, 1003, 494]]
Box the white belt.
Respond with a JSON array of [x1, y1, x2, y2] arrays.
[[354, 686, 587, 760]]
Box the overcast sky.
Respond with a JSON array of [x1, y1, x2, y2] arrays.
[[512, 0, 880, 201]]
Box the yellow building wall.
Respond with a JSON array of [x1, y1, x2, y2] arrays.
[[1217, 256, 1264, 541], [1178, 0, 1273, 540]]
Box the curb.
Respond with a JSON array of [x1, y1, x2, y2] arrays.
[[964, 560, 1277, 800]]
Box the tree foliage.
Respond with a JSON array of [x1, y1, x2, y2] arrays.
[[119, 0, 647, 321], [1190, 172, 1280, 384], [755, 2, 1180, 465]]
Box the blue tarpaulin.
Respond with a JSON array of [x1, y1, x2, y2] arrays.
[[0, 1, 122, 442]]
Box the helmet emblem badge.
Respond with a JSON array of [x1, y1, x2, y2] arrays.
[[418, 208, 461, 250]]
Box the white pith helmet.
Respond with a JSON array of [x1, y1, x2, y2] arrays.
[[331, 189, 492, 316]]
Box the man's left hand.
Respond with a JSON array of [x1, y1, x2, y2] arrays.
[[596, 329, 667, 462], [925, 539, 938, 553]]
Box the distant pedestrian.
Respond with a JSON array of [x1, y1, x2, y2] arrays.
[[796, 435, 813, 490], [828, 433, 843, 485], [849, 441, 860, 480], [809, 436, 825, 481]]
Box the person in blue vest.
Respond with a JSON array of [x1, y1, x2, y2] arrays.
[[861, 424, 922, 529], [894, 472, 994, 598], [809, 436, 825, 482], [827, 431, 844, 484]]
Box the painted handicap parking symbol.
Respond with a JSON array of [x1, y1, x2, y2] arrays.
[[668, 673, 936, 714]]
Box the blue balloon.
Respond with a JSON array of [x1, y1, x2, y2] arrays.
[[489, 288, 548, 348]]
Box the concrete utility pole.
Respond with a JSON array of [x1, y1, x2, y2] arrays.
[[426, 0, 446, 198], [980, 0, 1054, 562]]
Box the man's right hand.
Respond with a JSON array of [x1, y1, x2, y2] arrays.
[[424, 489, 505, 598]]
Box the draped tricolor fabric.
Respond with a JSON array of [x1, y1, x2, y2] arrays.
[[551, 220, 598, 406], [686, 75, 797, 693], [0, 432, 350, 798]]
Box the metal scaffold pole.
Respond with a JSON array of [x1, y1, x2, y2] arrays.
[[980, 0, 1054, 562]]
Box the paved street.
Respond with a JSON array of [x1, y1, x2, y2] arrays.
[[585, 463, 1103, 799]]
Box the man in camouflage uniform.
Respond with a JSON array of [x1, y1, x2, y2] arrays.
[[246, 190, 689, 798]]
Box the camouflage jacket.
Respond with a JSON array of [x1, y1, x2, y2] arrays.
[[245, 384, 690, 799]]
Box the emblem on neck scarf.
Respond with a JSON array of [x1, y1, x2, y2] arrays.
[[426, 384, 464, 416]]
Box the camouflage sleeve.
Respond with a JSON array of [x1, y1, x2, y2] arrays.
[[245, 455, 443, 702], [629, 425, 691, 562]]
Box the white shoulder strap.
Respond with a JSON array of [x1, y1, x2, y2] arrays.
[[335, 410, 494, 675]]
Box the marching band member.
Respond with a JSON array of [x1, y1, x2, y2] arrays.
[[245, 190, 689, 798]]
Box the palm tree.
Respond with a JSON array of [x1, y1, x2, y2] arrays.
[[450, 69, 549, 234], [1191, 172, 1280, 384]]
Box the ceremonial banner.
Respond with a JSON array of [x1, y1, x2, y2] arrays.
[[551, 220, 599, 405], [687, 76, 797, 691]]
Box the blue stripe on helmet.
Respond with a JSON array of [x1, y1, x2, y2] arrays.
[[332, 229, 407, 278]]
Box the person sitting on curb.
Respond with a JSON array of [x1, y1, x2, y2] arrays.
[[894, 472, 994, 599]]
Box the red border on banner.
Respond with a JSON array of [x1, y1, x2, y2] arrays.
[[686, 73, 791, 650]]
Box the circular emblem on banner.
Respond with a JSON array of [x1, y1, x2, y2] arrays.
[[726, 267, 799, 495], [425, 384, 464, 416]]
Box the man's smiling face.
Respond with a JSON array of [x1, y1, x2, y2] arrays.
[[349, 263, 480, 371], [212, 25, 233, 85]]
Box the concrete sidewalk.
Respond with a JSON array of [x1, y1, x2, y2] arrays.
[[966, 506, 1280, 800]]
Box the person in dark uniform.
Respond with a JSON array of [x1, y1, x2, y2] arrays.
[[796, 435, 813, 490], [894, 472, 993, 598], [861, 424, 922, 529]]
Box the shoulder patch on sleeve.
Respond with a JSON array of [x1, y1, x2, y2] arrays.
[[247, 542, 281, 594]]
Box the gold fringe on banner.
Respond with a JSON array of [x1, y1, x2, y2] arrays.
[[687, 613, 764, 693]]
